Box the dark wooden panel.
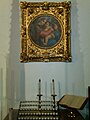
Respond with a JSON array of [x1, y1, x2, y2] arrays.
[[88, 86, 90, 120]]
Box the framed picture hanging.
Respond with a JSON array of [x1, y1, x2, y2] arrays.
[[20, 1, 72, 62]]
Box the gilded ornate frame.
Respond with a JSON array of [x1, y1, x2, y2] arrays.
[[20, 1, 72, 62]]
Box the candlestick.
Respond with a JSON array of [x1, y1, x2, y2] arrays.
[[37, 79, 43, 109]]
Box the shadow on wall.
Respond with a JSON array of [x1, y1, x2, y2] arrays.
[[6, 0, 25, 109], [65, 0, 85, 95]]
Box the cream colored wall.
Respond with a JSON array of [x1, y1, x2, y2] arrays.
[[0, 0, 90, 119], [0, 0, 12, 119]]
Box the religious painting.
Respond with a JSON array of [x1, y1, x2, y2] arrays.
[[20, 1, 72, 62], [30, 15, 62, 48]]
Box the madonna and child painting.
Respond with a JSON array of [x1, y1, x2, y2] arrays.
[[30, 15, 62, 48]]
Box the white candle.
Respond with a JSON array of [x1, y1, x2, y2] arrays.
[[39, 79, 41, 94], [52, 79, 55, 95]]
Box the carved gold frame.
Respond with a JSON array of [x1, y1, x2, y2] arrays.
[[20, 1, 72, 62]]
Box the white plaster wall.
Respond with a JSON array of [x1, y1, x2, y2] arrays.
[[24, 0, 90, 99], [0, 0, 90, 119]]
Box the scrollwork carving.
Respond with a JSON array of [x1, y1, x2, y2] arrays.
[[20, 1, 72, 62]]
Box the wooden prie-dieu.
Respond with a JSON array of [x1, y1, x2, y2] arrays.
[[17, 80, 88, 120]]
